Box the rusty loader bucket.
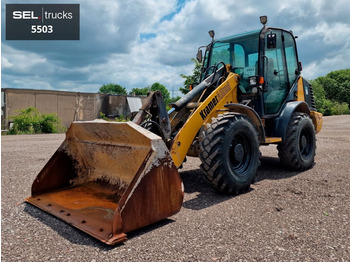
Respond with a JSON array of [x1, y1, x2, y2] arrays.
[[26, 121, 184, 245]]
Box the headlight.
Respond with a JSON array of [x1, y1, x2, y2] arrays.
[[249, 76, 258, 86]]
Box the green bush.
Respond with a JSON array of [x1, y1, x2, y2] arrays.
[[114, 115, 128, 122], [330, 102, 350, 115], [98, 112, 128, 122], [318, 98, 333, 116], [8, 107, 65, 135], [310, 77, 350, 116], [99, 112, 109, 121]]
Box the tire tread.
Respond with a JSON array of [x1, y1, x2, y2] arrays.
[[199, 113, 259, 194]]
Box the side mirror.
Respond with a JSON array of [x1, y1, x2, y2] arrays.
[[298, 61, 303, 72], [267, 32, 276, 49], [196, 49, 203, 63]]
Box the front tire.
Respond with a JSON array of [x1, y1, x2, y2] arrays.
[[199, 113, 260, 194], [278, 112, 316, 170]]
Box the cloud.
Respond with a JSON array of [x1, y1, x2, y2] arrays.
[[303, 46, 350, 80], [300, 22, 350, 46], [2, 74, 54, 90], [1, 57, 13, 69], [2, 44, 51, 74], [1, 0, 350, 95]]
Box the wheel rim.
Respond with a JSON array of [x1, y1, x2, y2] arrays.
[[229, 132, 252, 174], [299, 127, 313, 159]]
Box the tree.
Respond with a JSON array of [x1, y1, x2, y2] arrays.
[[129, 87, 149, 96], [310, 79, 334, 116], [150, 82, 170, 103], [323, 69, 350, 108], [310, 69, 350, 115], [179, 58, 202, 95], [99, 83, 127, 95]]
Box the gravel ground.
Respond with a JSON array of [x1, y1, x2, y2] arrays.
[[1, 115, 350, 261]]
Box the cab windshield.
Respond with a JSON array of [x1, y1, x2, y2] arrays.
[[204, 31, 260, 93]]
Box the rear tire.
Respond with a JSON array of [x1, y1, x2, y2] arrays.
[[277, 112, 316, 170], [199, 113, 260, 194]]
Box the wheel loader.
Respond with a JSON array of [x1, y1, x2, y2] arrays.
[[26, 16, 323, 245]]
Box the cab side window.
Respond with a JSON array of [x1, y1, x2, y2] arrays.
[[264, 30, 289, 114], [284, 32, 299, 85]]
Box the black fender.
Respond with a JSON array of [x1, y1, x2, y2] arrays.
[[224, 103, 265, 143], [273, 101, 310, 141]]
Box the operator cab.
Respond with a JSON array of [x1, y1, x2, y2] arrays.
[[262, 29, 301, 115], [197, 18, 301, 117], [202, 31, 260, 95]]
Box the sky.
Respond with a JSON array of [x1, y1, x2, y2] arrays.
[[1, 0, 350, 96]]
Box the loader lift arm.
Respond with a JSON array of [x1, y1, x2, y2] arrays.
[[170, 72, 240, 167], [131, 64, 241, 168]]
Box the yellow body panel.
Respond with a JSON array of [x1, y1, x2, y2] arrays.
[[264, 137, 282, 143], [296, 77, 323, 134], [310, 111, 323, 134], [296, 77, 305, 101], [170, 73, 239, 167]]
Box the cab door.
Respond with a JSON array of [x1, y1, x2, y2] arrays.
[[263, 30, 299, 115]]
